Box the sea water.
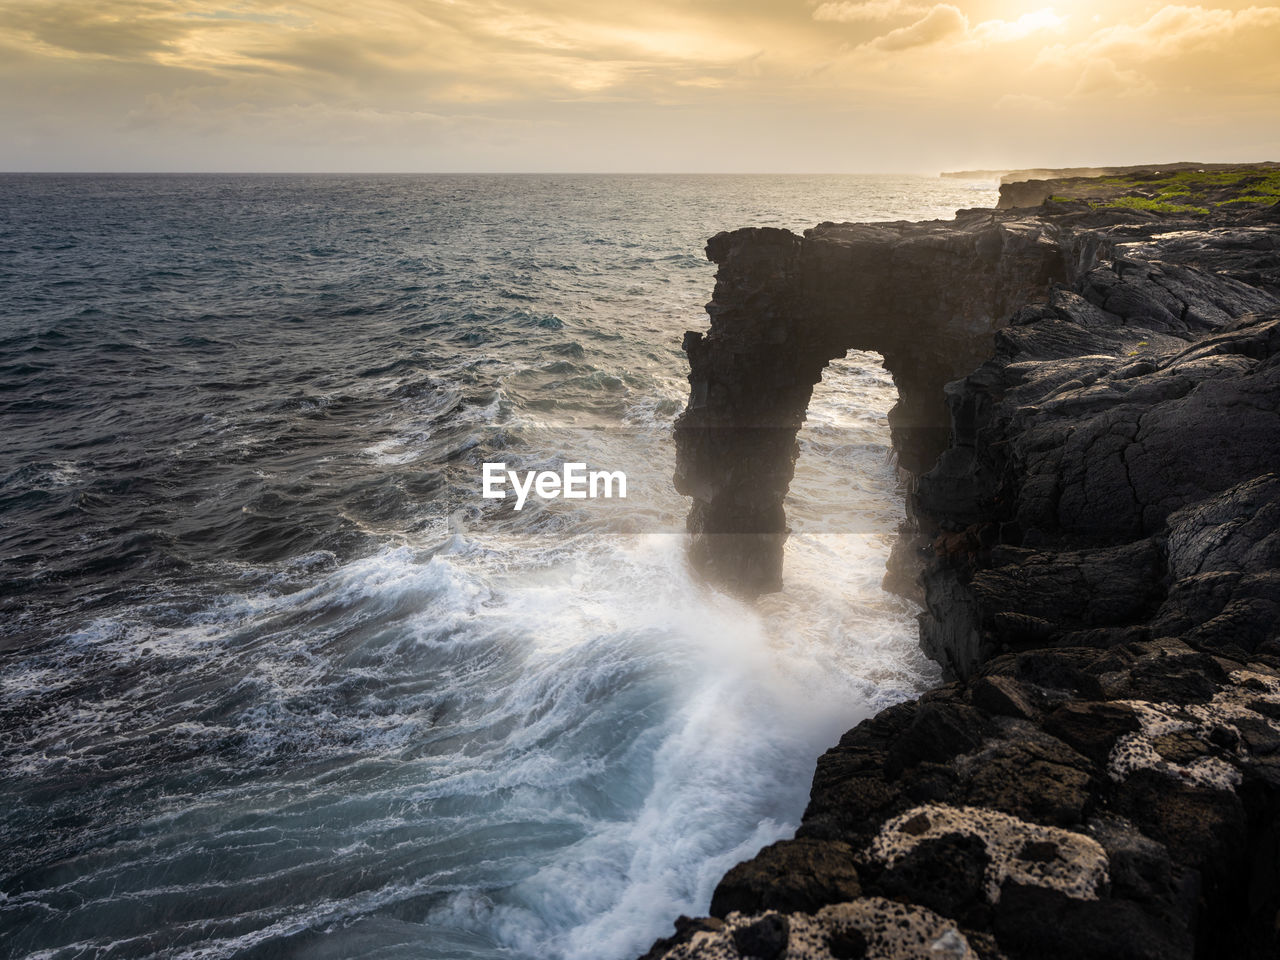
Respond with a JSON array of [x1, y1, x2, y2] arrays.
[[0, 173, 997, 959]]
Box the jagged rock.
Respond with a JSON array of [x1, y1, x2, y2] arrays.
[[731, 914, 790, 959], [675, 192, 1278, 598], [711, 840, 862, 917], [1043, 702, 1141, 765], [953, 735, 1095, 826], [645, 898, 981, 960], [884, 702, 992, 779], [648, 183, 1280, 960], [674, 213, 1069, 595], [876, 832, 991, 927], [991, 884, 1191, 960], [996, 180, 1053, 210], [967, 676, 1039, 721]]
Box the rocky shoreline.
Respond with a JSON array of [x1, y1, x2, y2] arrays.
[[649, 175, 1280, 958]]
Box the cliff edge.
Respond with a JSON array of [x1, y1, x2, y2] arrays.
[[652, 174, 1280, 958]]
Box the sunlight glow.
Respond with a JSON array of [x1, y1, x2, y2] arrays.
[[0, 0, 1277, 171]]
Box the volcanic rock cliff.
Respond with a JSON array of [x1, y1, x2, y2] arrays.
[[654, 180, 1280, 959], [673, 213, 1069, 595]]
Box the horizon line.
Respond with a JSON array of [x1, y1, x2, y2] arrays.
[[0, 169, 964, 177], [3, 161, 1272, 178]]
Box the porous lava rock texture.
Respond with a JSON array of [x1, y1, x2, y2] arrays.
[[656, 191, 1280, 958]]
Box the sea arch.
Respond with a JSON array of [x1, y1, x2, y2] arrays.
[[672, 216, 1072, 596]]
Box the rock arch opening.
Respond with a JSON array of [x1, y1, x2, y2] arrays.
[[673, 218, 1069, 597]]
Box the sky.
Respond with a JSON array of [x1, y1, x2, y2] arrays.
[[1, 0, 1278, 172]]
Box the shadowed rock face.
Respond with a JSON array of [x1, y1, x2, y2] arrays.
[[917, 273, 1279, 678], [674, 213, 1069, 596], [651, 194, 1280, 960], [674, 199, 1280, 598]]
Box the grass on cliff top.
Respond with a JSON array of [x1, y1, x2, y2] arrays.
[[1097, 196, 1210, 215], [1045, 167, 1280, 213]]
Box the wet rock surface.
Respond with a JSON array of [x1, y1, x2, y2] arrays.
[[654, 191, 1280, 957]]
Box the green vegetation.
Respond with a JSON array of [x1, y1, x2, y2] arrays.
[[1221, 195, 1280, 205], [1042, 167, 1280, 214], [1092, 196, 1209, 215]]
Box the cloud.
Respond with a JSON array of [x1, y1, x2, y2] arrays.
[[856, 4, 1062, 52], [867, 3, 966, 50], [1071, 57, 1156, 98], [1029, 4, 1280, 103], [1039, 4, 1280, 65], [1, 0, 200, 59], [812, 0, 924, 23], [1, 0, 1278, 171], [970, 9, 1064, 44], [1094, 4, 1280, 57], [0, 0, 764, 97]]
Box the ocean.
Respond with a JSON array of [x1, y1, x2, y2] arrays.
[[0, 173, 996, 960]]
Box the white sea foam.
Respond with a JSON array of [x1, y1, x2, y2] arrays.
[[0, 176, 981, 960], [404, 353, 932, 959], [2, 350, 930, 960]]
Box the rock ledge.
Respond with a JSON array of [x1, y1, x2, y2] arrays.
[[652, 183, 1280, 958]]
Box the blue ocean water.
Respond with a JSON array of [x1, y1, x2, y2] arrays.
[[0, 174, 996, 960]]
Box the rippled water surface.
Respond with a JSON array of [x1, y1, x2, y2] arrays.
[[0, 174, 996, 960]]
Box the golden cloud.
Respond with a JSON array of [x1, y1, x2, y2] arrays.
[[867, 3, 967, 49], [812, 0, 925, 23], [0, 0, 1277, 170]]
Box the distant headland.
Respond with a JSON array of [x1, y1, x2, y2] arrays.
[[942, 160, 1279, 184]]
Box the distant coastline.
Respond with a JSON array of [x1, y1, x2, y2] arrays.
[[942, 159, 1280, 184]]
